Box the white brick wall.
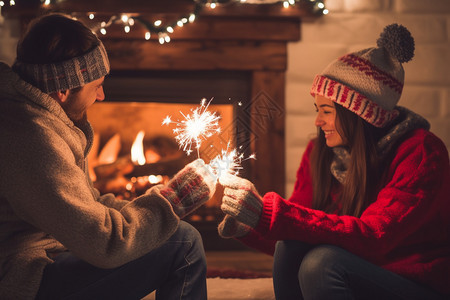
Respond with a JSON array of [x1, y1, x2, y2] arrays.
[[285, 0, 450, 195]]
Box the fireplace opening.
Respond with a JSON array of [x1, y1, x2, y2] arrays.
[[87, 70, 253, 250]]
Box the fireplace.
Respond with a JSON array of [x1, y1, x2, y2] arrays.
[[87, 70, 259, 249], [87, 70, 249, 224]]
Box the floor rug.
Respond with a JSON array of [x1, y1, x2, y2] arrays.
[[207, 268, 272, 279]]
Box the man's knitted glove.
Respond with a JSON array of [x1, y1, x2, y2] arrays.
[[219, 174, 263, 229], [160, 159, 216, 218], [218, 215, 251, 239]]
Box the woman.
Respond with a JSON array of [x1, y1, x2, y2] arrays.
[[218, 24, 450, 299]]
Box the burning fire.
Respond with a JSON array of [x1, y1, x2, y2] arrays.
[[131, 130, 146, 165]]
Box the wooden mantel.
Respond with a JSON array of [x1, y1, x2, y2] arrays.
[[2, 0, 321, 197]]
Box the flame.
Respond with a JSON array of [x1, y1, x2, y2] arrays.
[[131, 130, 146, 165]]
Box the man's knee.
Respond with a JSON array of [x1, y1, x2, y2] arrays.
[[170, 221, 205, 262], [174, 221, 203, 245]]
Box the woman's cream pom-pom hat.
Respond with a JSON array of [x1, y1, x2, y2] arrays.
[[310, 24, 415, 128]]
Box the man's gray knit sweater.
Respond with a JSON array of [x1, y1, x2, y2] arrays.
[[0, 63, 180, 299]]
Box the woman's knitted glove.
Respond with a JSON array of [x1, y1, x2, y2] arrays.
[[218, 215, 251, 239], [219, 174, 263, 229], [160, 159, 216, 218]]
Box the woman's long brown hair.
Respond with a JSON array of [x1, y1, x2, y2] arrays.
[[310, 104, 388, 217]]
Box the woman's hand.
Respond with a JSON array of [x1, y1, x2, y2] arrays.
[[217, 215, 251, 238], [219, 174, 263, 229]]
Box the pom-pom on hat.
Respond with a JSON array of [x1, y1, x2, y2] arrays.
[[310, 24, 415, 127]]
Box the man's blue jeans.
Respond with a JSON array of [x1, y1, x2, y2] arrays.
[[273, 240, 446, 300], [36, 221, 207, 300]]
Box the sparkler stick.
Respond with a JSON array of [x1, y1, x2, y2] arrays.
[[162, 98, 221, 157]]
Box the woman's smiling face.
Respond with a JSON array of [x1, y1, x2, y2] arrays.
[[314, 94, 345, 147]]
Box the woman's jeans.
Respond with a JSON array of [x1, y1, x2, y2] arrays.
[[36, 221, 207, 300], [273, 240, 446, 300]]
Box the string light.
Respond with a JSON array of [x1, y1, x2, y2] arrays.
[[3, 0, 327, 43]]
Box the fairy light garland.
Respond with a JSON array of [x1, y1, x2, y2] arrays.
[[1, 0, 328, 44]]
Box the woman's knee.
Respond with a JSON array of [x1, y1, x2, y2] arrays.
[[275, 240, 298, 253], [275, 240, 311, 257], [298, 245, 344, 283]]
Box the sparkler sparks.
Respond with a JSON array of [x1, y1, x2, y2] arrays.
[[162, 98, 255, 181], [162, 98, 221, 157], [208, 144, 256, 180]]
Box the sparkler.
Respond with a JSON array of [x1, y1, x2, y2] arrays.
[[208, 143, 256, 180], [162, 98, 255, 181], [162, 98, 221, 157]]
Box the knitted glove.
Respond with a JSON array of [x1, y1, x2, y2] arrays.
[[218, 215, 251, 239], [160, 159, 216, 218], [219, 174, 263, 229]]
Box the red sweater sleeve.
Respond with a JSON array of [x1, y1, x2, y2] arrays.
[[254, 130, 450, 264]]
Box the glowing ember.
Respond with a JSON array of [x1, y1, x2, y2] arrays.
[[162, 98, 221, 157]]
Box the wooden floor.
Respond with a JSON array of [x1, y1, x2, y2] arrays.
[[206, 250, 273, 276]]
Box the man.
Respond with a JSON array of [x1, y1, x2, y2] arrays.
[[0, 13, 216, 300]]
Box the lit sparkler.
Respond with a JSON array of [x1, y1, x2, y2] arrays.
[[208, 143, 256, 180], [162, 98, 221, 157]]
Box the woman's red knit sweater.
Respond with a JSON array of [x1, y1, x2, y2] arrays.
[[240, 129, 450, 296]]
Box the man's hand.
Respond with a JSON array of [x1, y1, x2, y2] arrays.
[[159, 159, 216, 218]]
